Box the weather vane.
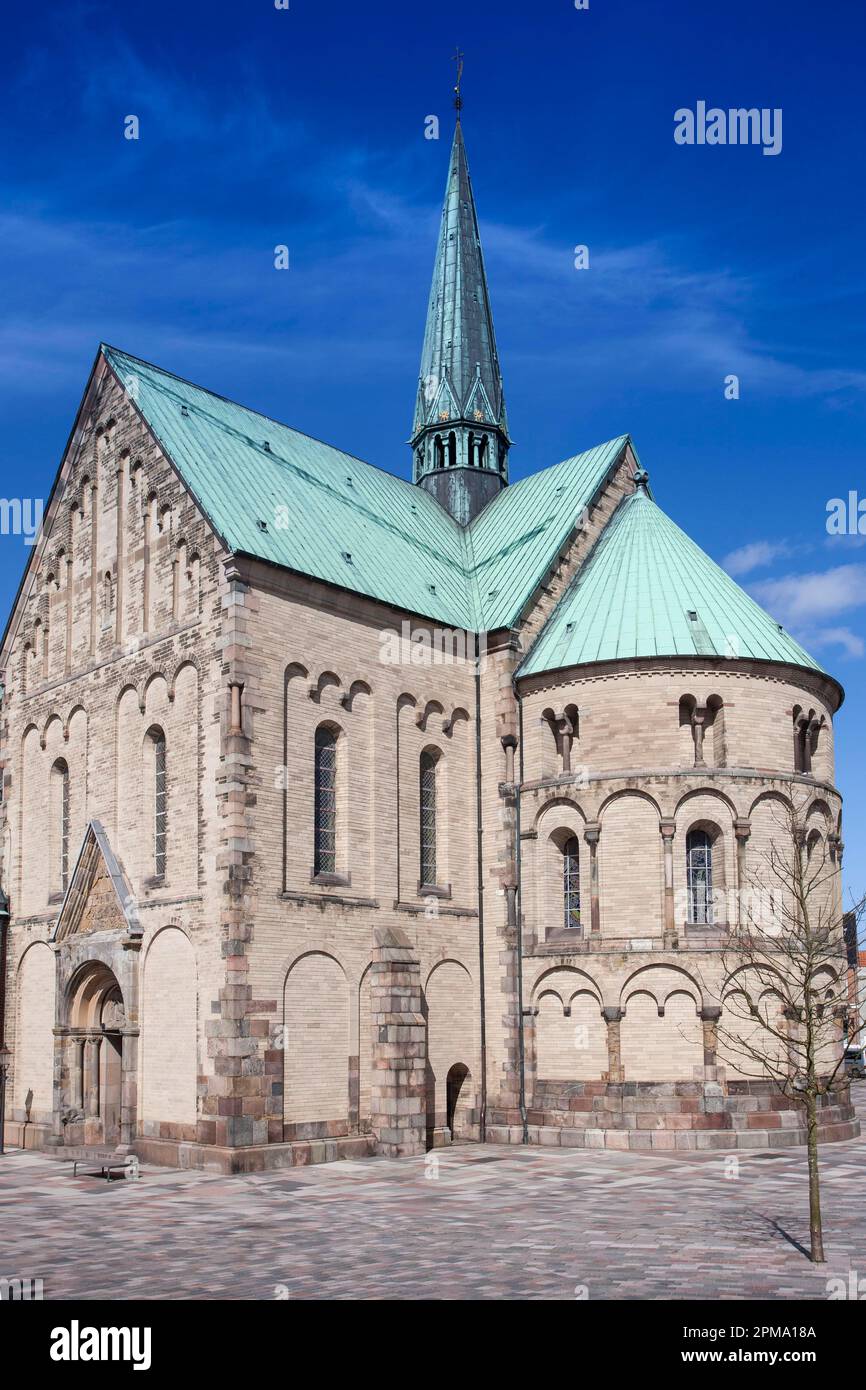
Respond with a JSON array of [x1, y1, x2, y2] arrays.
[[453, 48, 464, 118]]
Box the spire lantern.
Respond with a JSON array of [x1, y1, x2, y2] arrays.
[[411, 74, 510, 525]]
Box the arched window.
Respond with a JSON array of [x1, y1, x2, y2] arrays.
[[794, 712, 805, 772], [52, 758, 70, 894], [314, 726, 338, 875], [146, 727, 167, 879], [420, 750, 438, 887], [447, 432, 457, 468], [102, 571, 114, 630], [434, 435, 445, 469], [188, 552, 201, 617], [703, 694, 725, 767], [792, 706, 815, 773], [563, 836, 581, 931], [686, 829, 713, 924]]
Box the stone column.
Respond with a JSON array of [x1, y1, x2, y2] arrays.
[[556, 716, 574, 774], [86, 1036, 102, 1117], [660, 819, 677, 946], [795, 824, 808, 874], [119, 1027, 139, 1151], [501, 734, 517, 785], [828, 833, 844, 930], [48, 1026, 68, 1147], [700, 1006, 722, 1079], [72, 1037, 85, 1111], [602, 1007, 624, 1083], [733, 818, 751, 927], [692, 711, 706, 766], [782, 1006, 802, 1078], [583, 823, 601, 935], [369, 926, 426, 1158], [229, 681, 243, 736]]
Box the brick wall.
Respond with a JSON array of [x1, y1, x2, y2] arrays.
[[1, 361, 224, 1135]]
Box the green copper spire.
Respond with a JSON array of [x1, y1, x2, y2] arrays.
[[411, 111, 510, 525]]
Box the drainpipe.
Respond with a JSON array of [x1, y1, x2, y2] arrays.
[[511, 670, 529, 1144], [474, 634, 487, 1141]]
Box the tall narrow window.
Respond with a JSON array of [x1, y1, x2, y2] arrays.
[[792, 707, 818, 774], [420, 751, 438, 887], [52, 759, 70, 894], [102, 571, 114, 630], [314, 726, 338, 875], [686, 829, 713, 924], [146, 728, 167, 879], [563, 836, 581, 931]]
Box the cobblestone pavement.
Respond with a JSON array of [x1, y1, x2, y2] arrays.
[[2, 1087, 865, 1301]]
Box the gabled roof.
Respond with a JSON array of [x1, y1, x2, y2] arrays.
[[517, 487, 828, 681], [103, 345, 623, 632], [468, 435, 629, 630], [76, 346, 830, 700], [105, 346, 475, 628]]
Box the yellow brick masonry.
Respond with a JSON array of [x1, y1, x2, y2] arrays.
[[0, 362, 224, 1145], [0, 371, 851, 1162]]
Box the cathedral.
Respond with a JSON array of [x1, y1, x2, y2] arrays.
[[0, 115, 856, 1171]]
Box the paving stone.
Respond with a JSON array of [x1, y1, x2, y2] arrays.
[[1, 1084, 863, 1301]]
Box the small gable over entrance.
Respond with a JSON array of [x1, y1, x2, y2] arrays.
[[53, 820, 142, 943]]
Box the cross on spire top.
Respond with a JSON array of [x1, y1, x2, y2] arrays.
[[453, 48, 464, 119]]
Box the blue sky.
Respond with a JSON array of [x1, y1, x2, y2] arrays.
[[1, 0, 864, 905]]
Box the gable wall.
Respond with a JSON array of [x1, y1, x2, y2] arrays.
[[0, 363, 226, 1128]]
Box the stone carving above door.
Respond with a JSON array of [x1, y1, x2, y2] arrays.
[[53, 819, 142, 944]]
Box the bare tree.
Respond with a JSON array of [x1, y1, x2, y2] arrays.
[[707, 796, 864, 1264]]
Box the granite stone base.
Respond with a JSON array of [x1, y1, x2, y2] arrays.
[[3, 1122, 376, 1174], [487, 1078, 859, 1151]]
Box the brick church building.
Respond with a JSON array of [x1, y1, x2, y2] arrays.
[[0, 117, 856, 1170]]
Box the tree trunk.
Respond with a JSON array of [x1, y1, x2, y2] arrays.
[[806, 1091, 825, 1263]]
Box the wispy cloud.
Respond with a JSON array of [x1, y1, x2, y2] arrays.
[[723, 539, 793, 576], [751, 564, 866, 624], [4, 22, 866, 419], [749, 563, 866, 660], [808, 627, 866, 659]]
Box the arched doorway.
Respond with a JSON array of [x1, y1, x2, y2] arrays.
[[67, 963, 129, 1148], [445, 1063, 472, 1142]]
